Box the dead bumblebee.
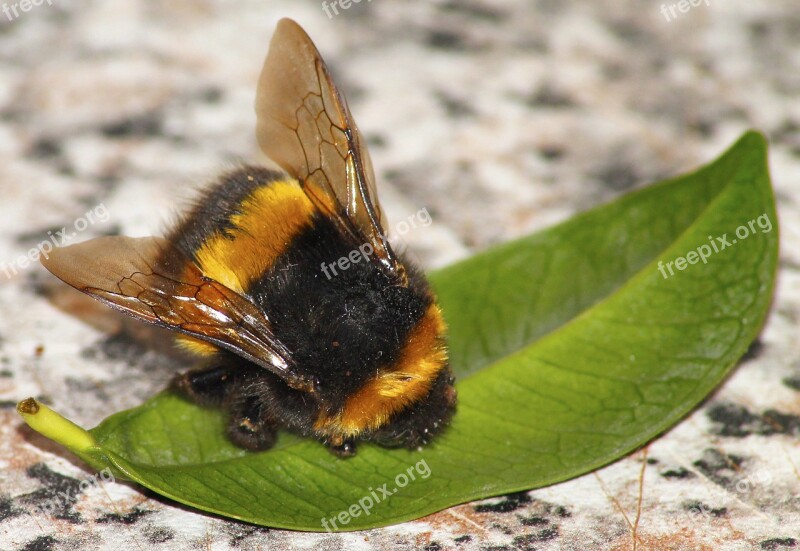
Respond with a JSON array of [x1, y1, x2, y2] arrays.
[[41, 19, 456, 457]]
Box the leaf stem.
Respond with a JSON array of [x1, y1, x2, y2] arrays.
[[17, 397, 96, 452]]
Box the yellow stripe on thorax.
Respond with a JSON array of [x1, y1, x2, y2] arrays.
[[194, 178, 315, 294]]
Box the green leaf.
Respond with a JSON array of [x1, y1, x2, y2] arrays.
[[19, 131, 778, 531]]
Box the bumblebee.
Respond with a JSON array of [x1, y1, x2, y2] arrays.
[[41, 19, 456, 457]]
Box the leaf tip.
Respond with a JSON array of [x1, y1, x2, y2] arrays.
[[738, 129, 769, 152]]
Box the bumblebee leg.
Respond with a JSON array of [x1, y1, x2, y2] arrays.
[[171, 364, 237, 407], [326, 435, 357, 458], [171, 365, 234, 406], [227, 395, 278, 451]]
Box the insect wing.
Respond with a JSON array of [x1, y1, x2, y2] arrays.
[[40, 236, 315, 392], [255, 18, 403, 281]]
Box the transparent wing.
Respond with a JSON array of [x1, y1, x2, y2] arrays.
[[41, 236, 315, 392], [255, 18, 403, 281]]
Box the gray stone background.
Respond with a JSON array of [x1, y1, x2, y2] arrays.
[[1, 1, 799, 549]]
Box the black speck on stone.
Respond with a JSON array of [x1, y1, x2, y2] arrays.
[[14, 226, 66, 247], [81, 332, 149, 362], [741, 338, 764, 362], [539, 145, 565, 160], [594, 160, 639, 191], [646, 457, 659, 465], [608, 20, 649, 45], [553, 505, 571, 518], [424, 543, 443, 551], [227, 524, 271, 547], [427, 29, 466, 50], [96, 223, 122, 238], [28, 137, 62, 159], [760, 538, 798, 549], [706, 402, 760, 437], [762, 409, 800, 436], [520, 515, 548, 526], [145, 526, 175, 544], [440, 1, 507, 22], [366, 133, 387, 148], [491, 522, 513, 535], [0, 368, 11, 377], [201, 86, 224, 103], [707, 402, 800, 437], [95, 506, 153, 525], [526, 84, 575, 108], [0, 400, 17, 409], [0, 495, 21, 521], [692, 448, 744, 487], [20, 463, 85, 523], [56, 163, 75, 177], [661, 466, 695, 480], [773, 120, 800, 156], [689, 117, 716, 138], [536, 527, 558, 541], [783, 376, 800, 391], [513, 527, 559, 550], [17, 535, 57, 551], [684, 500, 727, 518], [749, 20, 770, 38], [603, 61, 627, 80], [100, 111, 162, 138], [436, 90, 475, 118], [474, 491, 532, 513], [95, 170, 122, 191], [454, 535, 472, 544]]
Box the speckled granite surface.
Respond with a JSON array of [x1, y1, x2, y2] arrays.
[[1, 1, 799, 549]]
